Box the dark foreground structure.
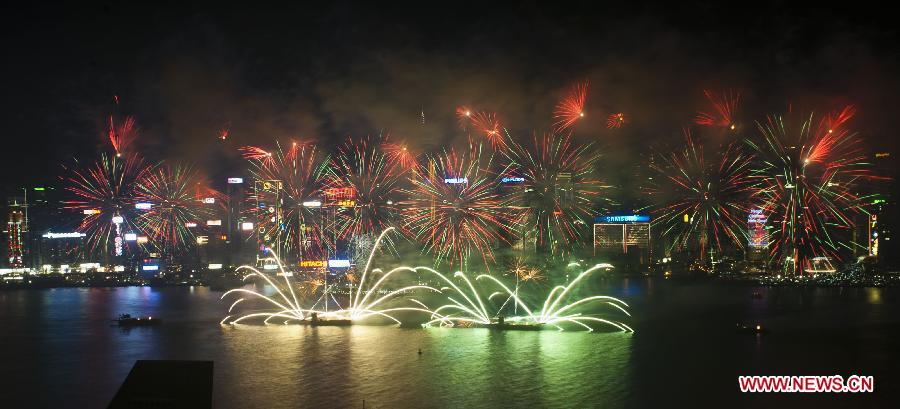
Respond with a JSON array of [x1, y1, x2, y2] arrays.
[[108, 360, 213, 409]]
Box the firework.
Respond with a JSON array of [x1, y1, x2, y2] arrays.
[[107, 115, 139, 157], [419, 263, 633, 332], [746, 108, 876, 273], [133, 164, 219, 256], [607, 113, 627, 129], [694, 89, 740, 130], [649, 129, 754, 259], [64, 154, 149, 257], [457, 107, 506, 149], [402, 144, 518, 266], [383, 138, 417, 171], [507, 257, 543, 283], [217, 123, 230, 141], [239, 146, 274, 164], [220, 228, 439, 325], [553, 81, 589, 132], [503, 133, 606, 255], [455, 106, 473, 129], [326, 136, 404, 244], [245, 140, 328, 260]]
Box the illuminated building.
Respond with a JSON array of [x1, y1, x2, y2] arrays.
[[593, 215, 651, 268], [7, 200, 26, 268], [746, 207, 768, 264], [254, 179, 284, 266], [37, 231, 85, 271]]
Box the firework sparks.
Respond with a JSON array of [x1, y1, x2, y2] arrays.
[[503, 133, 606, 255], [133, 164, 219, 256], [694, 89, 741, 130], [327, 136, 404, 244], [607, 112, 627, 129], [746, 108, 877, 273], [383, 138, 417, 171], [245, 140, 328, 261], [63, 154, 150, 257], [553, 81, 589, 132], [107, 115, 139, 157], [217, 123, 230, 141], [457, 108, 506, 149], [649, 129, 754, 259], [402, 144, 518, 266]]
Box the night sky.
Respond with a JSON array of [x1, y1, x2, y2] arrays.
[[2, 2, 898, 198]]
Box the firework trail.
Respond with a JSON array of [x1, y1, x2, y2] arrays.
[[244, 140, 329, 261], [503, 133, 606, 255], [649, 129, 754, 258], [553, 81, 589, 132], [694, 89, 741, 130], [607, 113, 627, 129], [746, 107, 877, 273], [217, 123, 230, 141], [63, 154, 150, 257], [402, 144, 518, 267], [239, 146, 274, 165], [107, 115, 139, 157], [327, 136, 404, 244], [133, 164, 219, 256]]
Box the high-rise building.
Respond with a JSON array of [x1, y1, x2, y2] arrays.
[[593, 214, 652, 269], [7, 199, 26, 268]]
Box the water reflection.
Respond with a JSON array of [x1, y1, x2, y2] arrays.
[[1, 282, 898, 408]]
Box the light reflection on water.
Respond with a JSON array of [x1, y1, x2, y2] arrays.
[[1, 280, 899, 408]]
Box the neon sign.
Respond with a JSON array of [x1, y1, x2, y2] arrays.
[[594, 215, 650, 223]]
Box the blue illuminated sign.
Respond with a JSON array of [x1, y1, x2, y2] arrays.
[[594, 215, 650, 223], [501, 176, 525, 183]]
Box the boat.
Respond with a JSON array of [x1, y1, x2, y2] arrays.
[[310, 319, 352, 327], [308, 312, 351, 327], [736, 322, 768, 334], [115, 314, 162, 327], [486, 316, 543, 331]]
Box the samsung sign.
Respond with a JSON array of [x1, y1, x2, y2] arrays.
[[594, 215, 651, 223]]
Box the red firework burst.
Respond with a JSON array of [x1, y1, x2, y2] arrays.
[[108, 115, 138, 157], [694, 89, 741, 129], [457, 108, 505, 149], [383, 137, 417, 171], [456, 106, 473, 130], [553, 81, 589, 132], [607, 113, 627, 129]]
